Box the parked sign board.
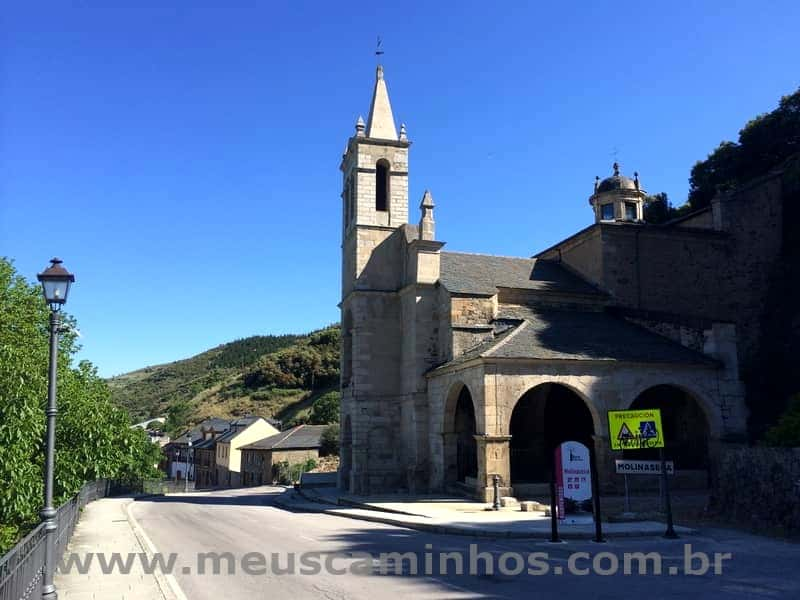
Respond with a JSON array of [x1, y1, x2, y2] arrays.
[[615, 459, 674, 475], [607, 409, 664, 451], [554, 440, 592, 520]]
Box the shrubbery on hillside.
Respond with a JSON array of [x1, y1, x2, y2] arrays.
[[243, 327, 340, 391], [308, 391, 340, 425]]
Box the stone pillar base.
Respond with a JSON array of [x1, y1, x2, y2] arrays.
[[477, 486, 514, 503]]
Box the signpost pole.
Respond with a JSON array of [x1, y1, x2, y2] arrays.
[[623, 474, 631, 514], [589, 444, 605, 543], [660, 447, 678, 539], [549, 471, 560, 543]]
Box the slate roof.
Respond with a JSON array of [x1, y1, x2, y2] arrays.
[[172, 417, 232, 445], [240, 425, 328, 451], [202, 417, 232, 430], [433, 306, 715, 370], [439, 252, 600, 297], [192, 437, 217, 450]]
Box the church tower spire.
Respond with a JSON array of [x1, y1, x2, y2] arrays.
[[366, 65, 398, 140], [340, 65, 410, 297]]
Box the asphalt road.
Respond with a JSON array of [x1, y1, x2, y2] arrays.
[[129, 486, 800, 600]]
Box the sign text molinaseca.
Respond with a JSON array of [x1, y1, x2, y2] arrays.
[[607, 409, 664, 451], [554, 441, 592, 521]]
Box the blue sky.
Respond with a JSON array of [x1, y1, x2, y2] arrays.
[[2, 1, 798, 377]]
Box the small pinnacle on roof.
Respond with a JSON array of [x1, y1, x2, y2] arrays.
[[594, 175, 600, 193], [419, 190, 435, 241], [399, 123, 407, 141], [355, 115, 366, 137], [634, 171, 640, 190]]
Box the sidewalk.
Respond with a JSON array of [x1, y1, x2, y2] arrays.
[[277, 487, 696, 539], [55, 496, 177, 600]]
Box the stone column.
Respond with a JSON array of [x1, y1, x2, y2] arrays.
[[475, 434, 512, 502], [592, 434, 616, 494]]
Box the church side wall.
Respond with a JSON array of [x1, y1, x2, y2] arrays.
[[596, 175, 783, 373], [547, 227, 603, 287]]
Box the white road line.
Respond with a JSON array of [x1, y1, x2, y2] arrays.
[[126, 500, 189, 600]]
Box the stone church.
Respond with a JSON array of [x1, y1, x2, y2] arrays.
[[338, 65, 772, 501]]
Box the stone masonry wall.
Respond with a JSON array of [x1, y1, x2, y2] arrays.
[[714, 446, 800, 535]]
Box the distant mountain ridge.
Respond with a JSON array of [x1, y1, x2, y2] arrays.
[[107, 327, 339, 427]]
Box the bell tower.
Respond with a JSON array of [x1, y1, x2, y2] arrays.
[[340, 65, 410, 296]]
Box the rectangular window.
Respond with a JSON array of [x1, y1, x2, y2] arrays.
[[625, 202, 637, 221], [601, 203, 614, 220]]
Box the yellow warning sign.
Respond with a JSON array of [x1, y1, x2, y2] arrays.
[[607, 409, 664, 451]]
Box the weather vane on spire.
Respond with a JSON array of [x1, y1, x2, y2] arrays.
[[610, 147, 621, 175], [375, 36, 384, 61]]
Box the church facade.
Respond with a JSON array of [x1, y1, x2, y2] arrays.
[[339, 66, 753, 501]]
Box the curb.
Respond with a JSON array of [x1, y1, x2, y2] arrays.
[[124, 500, 187, 600], [273, 491, 696, 540]]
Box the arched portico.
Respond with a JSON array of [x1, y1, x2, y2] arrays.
[[442, 382, 478, 486], [509, 383, 596, 491], [626, 385, 711, 483]]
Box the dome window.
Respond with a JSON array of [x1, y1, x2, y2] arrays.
[[601, 203, 614, 221]]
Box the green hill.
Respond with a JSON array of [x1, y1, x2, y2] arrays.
[[107, 326, 340, 429]]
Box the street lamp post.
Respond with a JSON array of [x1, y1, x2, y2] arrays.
[[185, 439, 192, 493], [37, 257, 75, 600]]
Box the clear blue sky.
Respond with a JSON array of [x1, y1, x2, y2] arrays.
[[2, 2, 798, 377]]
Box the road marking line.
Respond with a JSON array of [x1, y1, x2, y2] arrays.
[[126, 500, 189, 600]]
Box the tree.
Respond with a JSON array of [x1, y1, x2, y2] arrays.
[[319, 423, 340, 457], [764, 396, 800, 447], [165, 401, 192, 437], [643, 192, 672, 224], [308, 391, 340, 425], [0, 257, 161, 551], [688, 87, 800, 210]]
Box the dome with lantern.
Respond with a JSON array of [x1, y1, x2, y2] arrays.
[[589, 162, 646, 223]]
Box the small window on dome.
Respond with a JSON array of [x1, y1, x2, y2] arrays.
[[601, 203, 614, 220], [625, 202, 637, 221]]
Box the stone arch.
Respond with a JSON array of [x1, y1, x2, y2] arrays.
[[626, 384, 711, 472], [375, 159, 390, 212], [509, 382, 596, 484], [442, 382, 479, 485], [340, 415, 352, 491], [626, 379, 721, 438]]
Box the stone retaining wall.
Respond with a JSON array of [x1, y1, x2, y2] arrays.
[[713, 446, 800, 535]]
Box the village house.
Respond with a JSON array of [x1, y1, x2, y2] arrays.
[[240, 424, 327, 486], [215, 416, 279, 487], [163, 417, 229, 481]]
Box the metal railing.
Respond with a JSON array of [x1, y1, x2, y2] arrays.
[[0, 480, 109, 600]]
